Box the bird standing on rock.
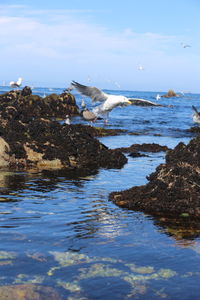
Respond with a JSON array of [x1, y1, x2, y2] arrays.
[[82, 108, 97, 124], [9, 77, 23, 89], [65, 114, 71, 125], [192, 106, 200, 124]]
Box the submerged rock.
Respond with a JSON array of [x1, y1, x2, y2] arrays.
[[0, 284, 61, 300], [109, 135, 200, 219], [116, 143, 171, 153]]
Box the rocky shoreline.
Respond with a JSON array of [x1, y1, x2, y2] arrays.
[[0, 88, 127, 171], [109, 135, 200, 219]]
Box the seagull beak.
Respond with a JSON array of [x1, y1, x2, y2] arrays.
[[127, 100, 132, 105]]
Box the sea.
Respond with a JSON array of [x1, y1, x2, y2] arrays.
[[0, 85, 199, 299]]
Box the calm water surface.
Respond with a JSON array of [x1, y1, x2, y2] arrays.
[[0, 86, 200, 299]]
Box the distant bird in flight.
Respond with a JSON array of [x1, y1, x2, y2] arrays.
[[138, 65, 144, 71], [9, 77, 23, 88], [71, 81, 160, 123], [181, 43, 191, 48], [192, 106, 200, 124]]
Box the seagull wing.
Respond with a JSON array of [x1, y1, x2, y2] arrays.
[[192, 105, 200, 115], [71, 81, 108, 103], [128, 98, 162, 106]]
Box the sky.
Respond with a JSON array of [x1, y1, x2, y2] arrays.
[[0, 0, 200, 92]]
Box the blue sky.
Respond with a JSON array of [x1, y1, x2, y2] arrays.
[[1, 0, 200, 92]]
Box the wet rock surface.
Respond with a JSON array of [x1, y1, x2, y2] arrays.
[[0, 89, 127, 171], [0, 120, 127, 170], [187, 126, 200, 134], [0, 284, 61, 300], [116, 143, 171, 153], [0, 87, 79, 120], [109, 135, 200, 219]]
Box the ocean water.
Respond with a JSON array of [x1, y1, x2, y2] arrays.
[[0, 85, 199, 299]]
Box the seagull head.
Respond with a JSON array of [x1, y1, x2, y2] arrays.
[[122, 96, 132, 105]]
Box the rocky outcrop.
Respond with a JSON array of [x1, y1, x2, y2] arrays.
[[116, 143, 171, 153], [162, 89, 177, 98], [0, 119, 127, 170], [0, 88, 127, 171], [109, 135, 200, 219], [0, 87, 79, 120]]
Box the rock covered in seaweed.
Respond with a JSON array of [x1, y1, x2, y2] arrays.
[[0, 119, 127, 170], [0, 87, 79, 120], [0, 284, 61, 300], [109, 135, 200, 219], [116, 143, 171, 153]]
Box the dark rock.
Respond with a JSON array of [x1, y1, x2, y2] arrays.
[[0, 90, 127, 171], [187, 126, 200, 134], [128, 151, 148, 158], [0, 119, 127, 171], [21, 86, 32, 96], [79, 126, 127, 137], [0, 89, 79, 120], [109, 135, 200, 219], [116, 143, 171, 153]]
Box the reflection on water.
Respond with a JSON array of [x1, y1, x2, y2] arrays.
[[0, 88, 200, 299]]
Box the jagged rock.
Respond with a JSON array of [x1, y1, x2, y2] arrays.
[[109, 135, 200, 219], [0, 89, 127, 171], [0, 89, 79, 120], [0, 119, 127, 171], [21, 86, 32, 96]]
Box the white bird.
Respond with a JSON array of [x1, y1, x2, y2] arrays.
[[9, 77, 23, 88], [192, 106, 200, 124], [65, 114, 71, 125], [156, 94, 161, 100], [81, 99, 86, 109], [138, 65, 144, 71], [71, 81, 160, 123]]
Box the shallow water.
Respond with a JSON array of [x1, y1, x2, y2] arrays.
[[0, 86, 199, 299]]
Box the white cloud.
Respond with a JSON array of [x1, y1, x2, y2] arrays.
[[0, 4, 197, 90]]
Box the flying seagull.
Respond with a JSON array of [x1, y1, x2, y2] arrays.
[[138, 65, 144, 71], [181, 43, 191, 48], [71, 81, 132, 122], [192, 106, 200, 124], [71, 81, 160, 122], [9, 77, 23, 88]]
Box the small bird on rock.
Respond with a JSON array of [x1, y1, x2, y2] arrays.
[[192, 105, 200, 124], [82, 108, 97, 124], [9, 77, 23, 89], [65, 114, 71, 125]]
